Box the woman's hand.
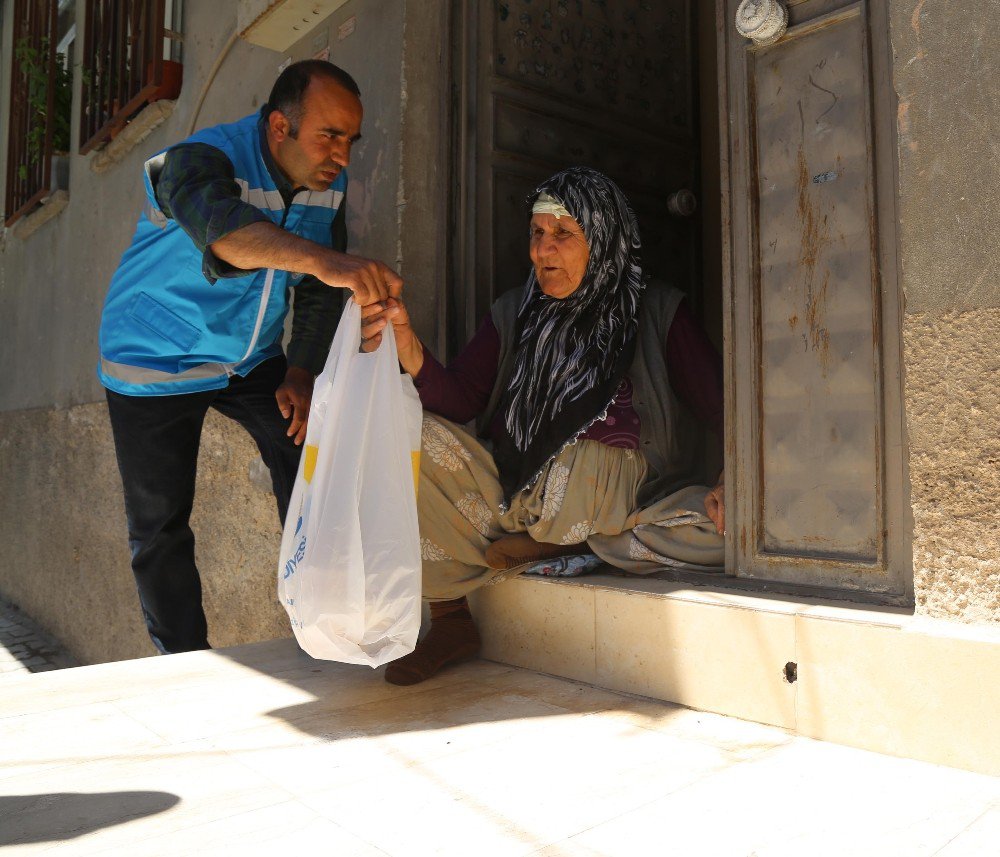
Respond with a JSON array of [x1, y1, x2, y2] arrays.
[[360, 297, 424, 376], [705, 471, 725, 536]]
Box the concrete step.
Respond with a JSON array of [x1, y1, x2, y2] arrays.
[[471, 573, 1000, 776]]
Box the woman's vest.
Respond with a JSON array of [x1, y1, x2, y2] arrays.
[[480, 284, 702, 505], [97, 113, 346, 396]]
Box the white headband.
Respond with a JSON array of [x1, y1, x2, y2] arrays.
[[532, 192, 572, 219]]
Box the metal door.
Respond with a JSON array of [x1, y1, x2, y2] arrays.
[[723, 0, 910, 597], [452, 0, 700, 351]]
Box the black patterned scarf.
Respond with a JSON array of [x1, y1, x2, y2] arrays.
[[493, 167, 645, 503]]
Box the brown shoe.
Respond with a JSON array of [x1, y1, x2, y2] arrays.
[[384, 597, 481, 686], [484, 533, 586, 570]]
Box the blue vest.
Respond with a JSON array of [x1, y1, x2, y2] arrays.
[[98, 113, 346, 396]]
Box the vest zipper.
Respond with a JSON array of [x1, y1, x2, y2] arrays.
[[234, 181, 289, 375], [239, 267, 277, 365]]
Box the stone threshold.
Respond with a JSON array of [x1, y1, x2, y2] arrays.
[[470, 573, 1000, 777]]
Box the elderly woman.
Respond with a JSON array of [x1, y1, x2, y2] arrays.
[[362, 167, 725, 685]]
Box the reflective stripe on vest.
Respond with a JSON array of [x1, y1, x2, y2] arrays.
[[234, 178, 285, 212], [239, 269, 276, 362], [100, 357, 232, 386]]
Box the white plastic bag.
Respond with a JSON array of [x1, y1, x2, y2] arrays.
[[278, 300, 423, 666]]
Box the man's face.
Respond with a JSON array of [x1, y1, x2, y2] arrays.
[[268, 77, 363, 191]]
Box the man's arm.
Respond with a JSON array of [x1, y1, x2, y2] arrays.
[[155, 143, 272, 283], [155, 143, 399, 305], [211, 221, 398, 306]]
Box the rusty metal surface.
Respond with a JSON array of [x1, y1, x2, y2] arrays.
[[751, 7, 882, 562], [724, 0, 909, 597]]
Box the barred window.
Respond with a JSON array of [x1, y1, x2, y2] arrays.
[[4, 0, 73, 226], [79, 0, 182, 154]]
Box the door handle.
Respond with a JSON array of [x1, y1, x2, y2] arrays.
[[667, 189, 698, 218], [735, 0, 788, 46]]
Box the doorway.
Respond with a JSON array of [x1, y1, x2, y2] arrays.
[[449, 0, 909, 601]]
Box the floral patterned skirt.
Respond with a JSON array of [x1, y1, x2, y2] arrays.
[[418, 414, 725, 602]]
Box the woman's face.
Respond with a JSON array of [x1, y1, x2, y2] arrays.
[[529, 213, 590, 299]]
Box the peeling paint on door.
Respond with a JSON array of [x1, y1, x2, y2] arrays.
[[749, 5, 883, 563]]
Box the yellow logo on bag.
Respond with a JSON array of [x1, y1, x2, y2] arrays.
[[303, 444, 319, 484], [307, 444, 417, 495]]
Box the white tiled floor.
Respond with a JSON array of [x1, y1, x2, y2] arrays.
[[1, 639, 997, 856]]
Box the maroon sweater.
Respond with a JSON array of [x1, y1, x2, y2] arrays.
[[413, 299, 724, 449]]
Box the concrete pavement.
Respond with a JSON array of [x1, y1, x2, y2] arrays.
[[1, 638, 997, 855]]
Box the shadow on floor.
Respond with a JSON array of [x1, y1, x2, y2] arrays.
[[218, 638, 632, 745], [0, 791, 180, 846]]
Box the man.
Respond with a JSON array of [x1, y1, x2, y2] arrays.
[[98, 60, 400, 654]]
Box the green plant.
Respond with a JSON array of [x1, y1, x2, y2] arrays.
[[15, 37, 72, 181]]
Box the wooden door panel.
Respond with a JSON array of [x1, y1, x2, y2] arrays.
[[492, 0, 694, 133], [726, 0, 909, 595], [490, 168, 542, 312], [754, 8, 880, 562]]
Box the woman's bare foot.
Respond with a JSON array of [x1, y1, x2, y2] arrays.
[[485, 533, 586, 570]]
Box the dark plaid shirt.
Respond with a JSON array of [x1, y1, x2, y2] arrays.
[[155, 113, 346, 375]]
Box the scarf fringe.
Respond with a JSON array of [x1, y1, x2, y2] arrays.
[[498, 392, 618, 515]]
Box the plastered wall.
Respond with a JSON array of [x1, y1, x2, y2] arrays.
[[0, 0, 450, 663], [890, 0, 1000, 622], [0, 403, 288, 662]]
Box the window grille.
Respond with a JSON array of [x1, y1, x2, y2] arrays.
[[4, 0, 60, 226], [78, 0, 168, 154]]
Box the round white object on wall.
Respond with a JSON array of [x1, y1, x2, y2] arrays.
[[735, 0, 789, 47]]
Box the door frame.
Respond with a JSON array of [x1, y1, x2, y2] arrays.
[[445, 0, 912, 605]]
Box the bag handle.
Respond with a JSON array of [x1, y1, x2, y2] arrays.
[[317, 297, 395, 391], [328, 298, 363, 368], [331, 299, 402, 362]]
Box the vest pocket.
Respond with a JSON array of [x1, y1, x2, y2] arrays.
[[128, 292, 202, 352]]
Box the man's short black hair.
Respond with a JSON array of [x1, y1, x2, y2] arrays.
[[266, 60, 361, 138]]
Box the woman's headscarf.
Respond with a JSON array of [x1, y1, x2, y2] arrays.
[[493, 166, 645, 502]]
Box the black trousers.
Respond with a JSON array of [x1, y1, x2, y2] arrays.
[[106, 355, 301, 654]]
